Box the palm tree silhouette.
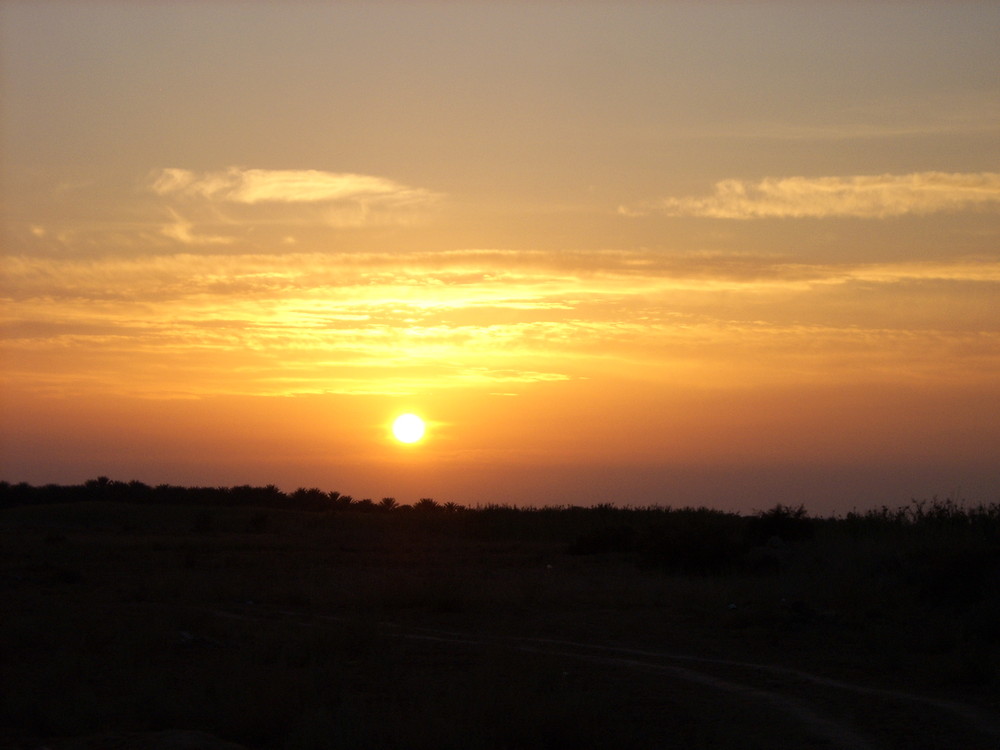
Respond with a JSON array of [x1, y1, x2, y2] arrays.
[[414, 498, 439, 511], [378, 497, 398, 512]]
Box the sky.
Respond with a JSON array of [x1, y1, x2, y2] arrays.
[[2, 1, 999, 513]]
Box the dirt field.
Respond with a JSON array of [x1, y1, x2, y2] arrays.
[[2, 500, 998, 749]]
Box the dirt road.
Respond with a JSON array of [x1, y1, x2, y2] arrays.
[[208, 605, 1000, 750]]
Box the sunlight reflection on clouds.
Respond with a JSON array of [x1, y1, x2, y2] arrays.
[[4, 249, 999, 398]]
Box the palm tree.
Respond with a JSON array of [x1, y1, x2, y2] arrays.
[[328, 492, 353, 510], [290, 487, 327, 510], [378, 497, 399, 512]]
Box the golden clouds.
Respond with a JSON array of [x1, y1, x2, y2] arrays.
[[623, 172, 1000, 219], [160, 209, 235, 246], [4, 249, 999, 399], [148, 167, 441, 237], [150, 167, 438, 205]]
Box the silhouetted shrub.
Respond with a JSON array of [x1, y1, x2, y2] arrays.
[[747, 503, 814, 545]]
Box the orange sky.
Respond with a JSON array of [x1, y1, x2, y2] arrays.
[[2, 3, 999, 512]]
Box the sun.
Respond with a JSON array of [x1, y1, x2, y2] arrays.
[[392, 413, 426, 444]]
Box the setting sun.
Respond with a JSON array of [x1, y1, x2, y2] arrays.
[[2, 3, 999, 512], [392, 413, 426, 444]]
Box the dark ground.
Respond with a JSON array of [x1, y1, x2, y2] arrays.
[[1, 499, 998, 749]]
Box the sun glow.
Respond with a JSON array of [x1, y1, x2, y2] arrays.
[[392, 413, 426, 444]]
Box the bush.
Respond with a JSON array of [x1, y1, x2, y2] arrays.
[[747, 504, 814, 545]]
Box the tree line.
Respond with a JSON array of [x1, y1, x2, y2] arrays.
[[0, 477, 459, 513]]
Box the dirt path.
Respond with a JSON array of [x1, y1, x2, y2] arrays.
[[401, 629, 879, 750], [486, 632, 1000, 741], [207, 606, 1000, 750]]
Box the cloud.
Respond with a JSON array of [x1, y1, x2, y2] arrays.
[[160, 210, 234, 246], [150, 167, 438, 206], [622, 172, 1000, 219], [147, 167, 441, 236], [5, 248, 999, 399]]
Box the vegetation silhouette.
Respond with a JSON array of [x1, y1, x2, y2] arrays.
[[2, 478, 999, 748], [2, 479, 997, 582]]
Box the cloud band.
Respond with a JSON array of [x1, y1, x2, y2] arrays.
[[150, 167, 437, 206], [623, 172, 1000, 219]]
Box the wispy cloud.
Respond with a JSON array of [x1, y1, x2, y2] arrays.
[[4, 249, 999, 398], [150, 167, 438, 206], [6, 250, 1000, 303], [147, 167, 442, 237], [621, 172, 1000, 219], [160, 210, 234, 246]]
